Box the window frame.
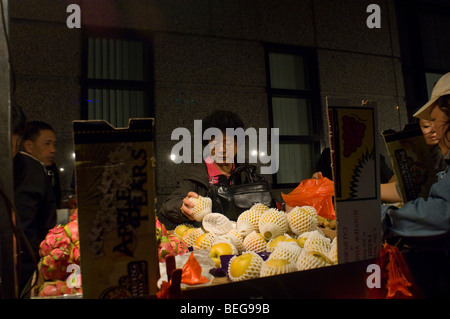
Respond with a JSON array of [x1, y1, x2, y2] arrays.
[[80, 27, 155, 124], [264, 43, 322, 189]]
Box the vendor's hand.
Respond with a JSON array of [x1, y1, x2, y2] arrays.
[[181, 192, 198, 220], [311, 171, 323, 179]]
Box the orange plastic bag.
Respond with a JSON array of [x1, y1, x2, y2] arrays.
[[281, 176, 335, 220], [367, 242, 419, 299], [181, 252, 210, 285]]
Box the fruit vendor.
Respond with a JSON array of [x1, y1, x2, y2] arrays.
[[159, 110, 259, 227], [380, 72, 450, 299]]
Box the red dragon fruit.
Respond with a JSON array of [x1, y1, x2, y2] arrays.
[[38, 280, 82, 297], [38, 212, 82, 294], [39, 224, 71, 258], [64, 219, 79, 243], [158, 234, 189, 262]]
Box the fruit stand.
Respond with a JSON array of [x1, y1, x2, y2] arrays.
[[31, 100, 391, 299]]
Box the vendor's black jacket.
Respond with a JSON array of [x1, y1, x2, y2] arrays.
[[14, 152, 56, 291]]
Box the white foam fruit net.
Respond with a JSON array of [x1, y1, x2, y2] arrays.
[[268, 241, 302, 264], [260, 259, 297, 277], [243, 231, 267, 253], [226, 229, 245, 254], [181, 227, 204, 247], [328, 237, 338, 264], [258, 208, 289, 240], [194, 232, 217, 251], [296, 249, 329, 271], [228, 251, 264, 282], [190, 195, 212, 221], [287, 206, 318, 236], [266, 234, 294, 252], [303, 230, 331, 257], [236, 207, 264, 237], [202, 213, 233, 235]]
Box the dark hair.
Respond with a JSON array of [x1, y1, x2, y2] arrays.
[[203, 110, 244, 131], [202, 110, 244, 146], [12, 103, 26, 137], [23, 121, 55, 142]]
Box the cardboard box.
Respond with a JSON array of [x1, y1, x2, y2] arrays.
[[382, 125, 435, 202], [327, 98, 382, 264], [73, 119, 159, 299]]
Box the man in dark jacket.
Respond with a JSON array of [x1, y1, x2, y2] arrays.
[[14, 128, 57, 294]]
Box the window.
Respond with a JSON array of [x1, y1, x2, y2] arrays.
[[81, 29, 154, 128], [265, 44, 322, 187]]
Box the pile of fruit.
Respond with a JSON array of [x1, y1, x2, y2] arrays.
[[35, 210, 82, 297], [156, 217, 189, 262], [174, 196, 338, 282]]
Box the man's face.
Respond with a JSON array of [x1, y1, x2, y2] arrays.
[[24, 129, 57, 166]]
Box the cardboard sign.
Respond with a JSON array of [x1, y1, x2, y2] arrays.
[[382, 125, 435, 202], [73, 119, 159, 299], [327, 98, 381, 264]]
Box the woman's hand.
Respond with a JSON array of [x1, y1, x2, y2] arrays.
[[311, 171, 323, 179], [180, 192, 198, 220]]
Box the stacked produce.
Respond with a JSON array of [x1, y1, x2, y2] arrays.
[[172, 200, 338, 282], [156, 217, 189, 262], [36, 210, 82, 297]]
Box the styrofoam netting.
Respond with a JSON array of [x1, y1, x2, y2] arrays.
[[287, 206, 318, 236], [202, 213, 233, 235], [268, 241, 302, 264], [258, 208, 289, 240], [260, 259, 297, 277], [303, 230, 331, 257], [228, 251, 264, 282], [182, 227, 204, 247], [328, 237, 338, 264], [236, 209, 263, 237], [190, 195, 212, 221], [226, 229, 245, 253], [194, 232, 217, 250], [296, 249, 330, 271], [243, 231, 267, 253], [266, 234, 294, 252]]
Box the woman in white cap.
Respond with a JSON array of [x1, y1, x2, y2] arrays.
[[381, 72, 450, 298]]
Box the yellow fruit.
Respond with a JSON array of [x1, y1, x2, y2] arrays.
[[258, 208, 289, 240], [243, 231, 267, 253], [228, 251, 264, 281], [182, 227, 204, 247], [194, 232, 216, 250], [174, 224, 194, 237], [210, 242, 235, 268], [266, 234, 293, 252]]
